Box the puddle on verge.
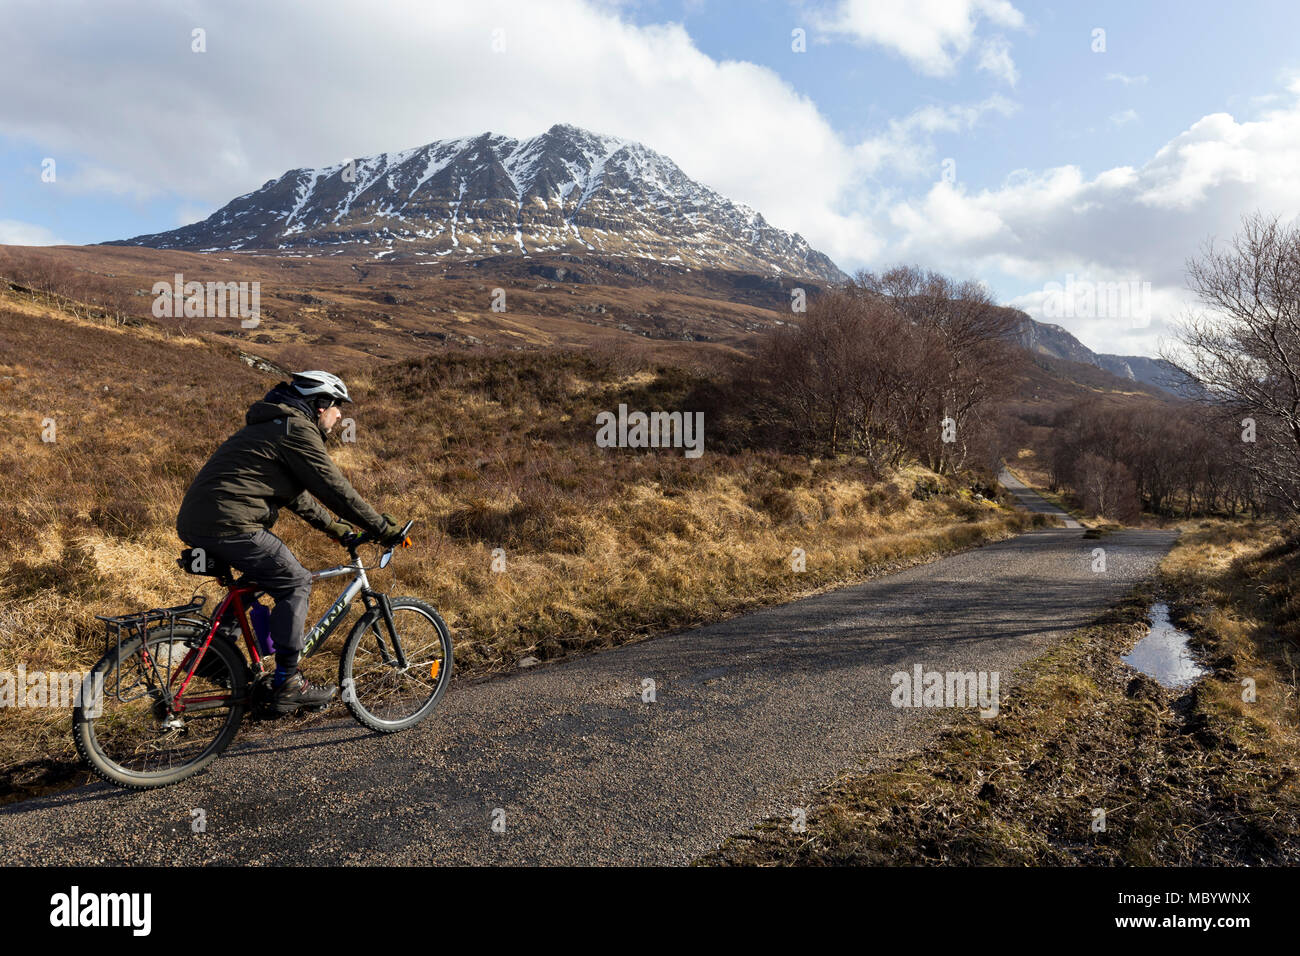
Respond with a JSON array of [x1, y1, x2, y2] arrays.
[[1122, 602, 1210, 689]]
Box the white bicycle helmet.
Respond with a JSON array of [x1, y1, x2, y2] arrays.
[[290, 370, 352, 404]]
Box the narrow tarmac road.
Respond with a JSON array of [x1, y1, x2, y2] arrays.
[[999, 466, 1082, 528], [1, 486, 1174, 865]]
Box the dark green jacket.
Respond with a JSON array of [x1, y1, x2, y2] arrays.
[[177, 388, 385, 541]]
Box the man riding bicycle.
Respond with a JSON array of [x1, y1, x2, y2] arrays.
[[176, 370, 407, 715]]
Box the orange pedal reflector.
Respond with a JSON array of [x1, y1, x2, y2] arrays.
[[430, 660, 441, 680]]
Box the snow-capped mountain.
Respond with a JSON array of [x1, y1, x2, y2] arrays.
[[109, 124, 847, 282]]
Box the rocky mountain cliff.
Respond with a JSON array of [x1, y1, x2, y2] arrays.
[[1009, 312, 1182, 395]]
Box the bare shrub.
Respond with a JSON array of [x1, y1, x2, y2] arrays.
[[744, 264, 1021, 476]]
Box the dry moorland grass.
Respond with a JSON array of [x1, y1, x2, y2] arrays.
[[0, 244, 794, 367], [0, 291, 1040, 801]]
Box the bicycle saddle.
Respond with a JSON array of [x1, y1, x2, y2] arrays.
[[177, 548, 232, 580]]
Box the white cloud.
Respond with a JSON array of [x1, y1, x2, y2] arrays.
[[1009, 279, 1187, 357], [815, 0, 1025, 80], [977, 35, 1018, 86], [1104, 72, 1148, 86], [0, 220, 65, 246], [853, 95, 1018, 178], [881, 87, 1300, 354], [175, 204, 216, 227], [1109, 109, 1139, 127], [1136, 113, 1269, 210]]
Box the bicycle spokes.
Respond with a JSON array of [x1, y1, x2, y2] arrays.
[[342, 599, 452, 730], [76, 626, 245, 783]]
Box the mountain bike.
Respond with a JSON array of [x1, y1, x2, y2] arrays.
[[72, 521, 453, 790]]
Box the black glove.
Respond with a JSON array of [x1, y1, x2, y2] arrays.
[[377, 512, 406, 547], [326, 520, 356, 543]]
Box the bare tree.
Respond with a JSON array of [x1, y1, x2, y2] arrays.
[[1076, 452, 1140, 521], [746, 265, 1020, 477], [851, 266, 1023, 473], [1163, 212, 1300, 512], [748, 290, 869, 457], [1048, 392, 1263, 518]]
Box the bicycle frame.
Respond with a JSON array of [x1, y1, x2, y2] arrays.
[[303, 555, 377, 657], [171, 549, 406, 711]]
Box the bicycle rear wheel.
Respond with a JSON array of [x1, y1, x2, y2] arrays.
[[338, 597, 452, 733], [73, 622, 248, 789]]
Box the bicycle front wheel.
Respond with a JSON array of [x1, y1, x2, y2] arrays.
[[72, 622, 247, 789], [338, 597, 453, 733]]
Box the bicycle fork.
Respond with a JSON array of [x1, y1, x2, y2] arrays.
[[363, 591, 409, 670]]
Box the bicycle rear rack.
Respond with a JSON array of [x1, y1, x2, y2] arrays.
[[95, 597, 207, 703]]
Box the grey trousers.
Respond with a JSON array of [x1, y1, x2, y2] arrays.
[[182, 529, 311, 662]]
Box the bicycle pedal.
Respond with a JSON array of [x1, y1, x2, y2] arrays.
[[249, 700, 285, 721]]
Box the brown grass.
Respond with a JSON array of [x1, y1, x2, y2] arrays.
[[0, 244, 797, 370]]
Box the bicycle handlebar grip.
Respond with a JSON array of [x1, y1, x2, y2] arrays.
[[341, 520, 413, 550]]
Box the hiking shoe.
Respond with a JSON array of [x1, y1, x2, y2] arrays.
[[269, 672, 337, 715]]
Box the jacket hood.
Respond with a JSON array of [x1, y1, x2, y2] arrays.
[[245, 383, 324, 434]]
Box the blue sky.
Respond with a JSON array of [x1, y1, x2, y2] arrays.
[[5, 0, 1300, 356], [645, 0, 1300, 183]]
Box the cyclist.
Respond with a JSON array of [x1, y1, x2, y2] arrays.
[[176, 370, 407, 714]]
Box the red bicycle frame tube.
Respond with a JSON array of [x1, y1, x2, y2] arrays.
[[172, 585, 262, 709]]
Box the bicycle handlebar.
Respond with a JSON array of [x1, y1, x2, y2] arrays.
[[340, 519, 415, 553]]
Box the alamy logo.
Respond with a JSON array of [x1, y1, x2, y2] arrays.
[[0, 668, 102, 716], [595, 404, 704, 458], [151, 272, 261, 327], [50, 886, 151, 936], [890, 664, 1000, 717], [1041, 274, 1151, 328]]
